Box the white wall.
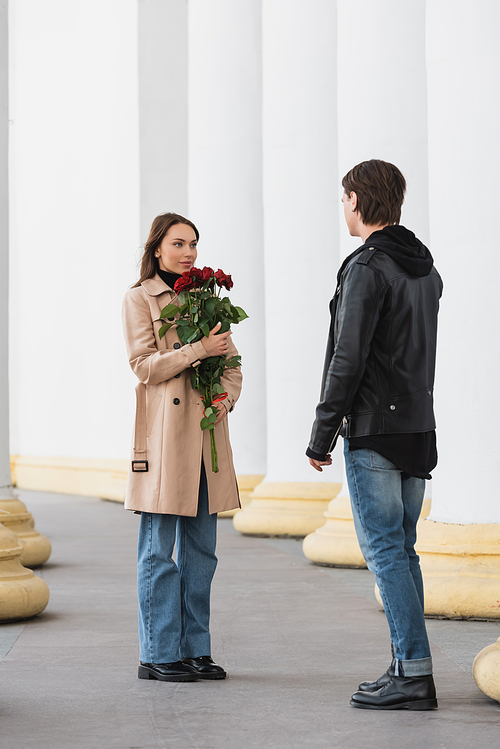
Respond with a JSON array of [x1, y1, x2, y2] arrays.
[[9, 0, 140, 460]]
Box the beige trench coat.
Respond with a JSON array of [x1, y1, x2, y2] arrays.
[[122, 274, 242, 516]]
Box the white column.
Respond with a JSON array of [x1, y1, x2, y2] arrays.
[[188, 0, 266, 483], [0, 2, 49, 621], [234, 0, 341, 536], [337, 0, 429, 259], [414, 0, 500, 622], [138, 0, 188, 237], [8, 1, 140, 478], [0, 0, 13, 501], [304, 0, 430, 559]]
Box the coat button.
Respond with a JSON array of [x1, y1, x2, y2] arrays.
[[390, 405, 396, 410], [173, 398, 180, 405], [428, 390, 432, 395], [173, 342, 181, 349], [175, 373, 180, 379], [167, 317, 174, 322]]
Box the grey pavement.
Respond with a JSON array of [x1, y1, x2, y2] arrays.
[[1, 489, 499, 749]]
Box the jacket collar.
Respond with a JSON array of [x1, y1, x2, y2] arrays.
[[141, 274, 174, 296]]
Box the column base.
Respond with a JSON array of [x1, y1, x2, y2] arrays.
[[416, 518, 500, 619], [0, 498, 52, 568], [303, 495, 366, 568], [0, 523, 50, 622], [473, 637, 500, 702], [218, 475, 265, 518], [374, 518, 500, 619], [233, 481, 341, 537]]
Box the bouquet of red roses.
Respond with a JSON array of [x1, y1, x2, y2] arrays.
[[158, 267, 248, 472]]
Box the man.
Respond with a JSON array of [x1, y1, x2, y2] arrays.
[[307, 159, 442, 710]]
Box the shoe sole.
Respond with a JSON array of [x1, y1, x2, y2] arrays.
[[350, 698, 438, 711], [195, 672, 227, 680], [138, 666, 198, 682]]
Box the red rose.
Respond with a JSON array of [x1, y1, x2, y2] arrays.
[[201, 265, 214, 289], [190, 267, 203, 285], [174, 272, 194, 292], [215, 269, 233, 290]]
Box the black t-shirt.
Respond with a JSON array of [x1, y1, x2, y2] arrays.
[[348, 431, 437, 479]]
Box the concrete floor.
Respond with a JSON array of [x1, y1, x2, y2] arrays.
[[1, 489, 499, 749]]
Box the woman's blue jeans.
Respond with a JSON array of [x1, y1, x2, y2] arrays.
[[343, 439, 432, 676], [137, 463, 218, 664]]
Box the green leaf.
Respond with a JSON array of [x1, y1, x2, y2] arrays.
[[219, 321, 231, 334], [212, 383, 225, 394], [200, 323, 210, 338], [207, 412, 217, 424], [225, 355, 241, 368], [160, 303, 179, 318], [205, 297, 216, 317], [234, 306, 249, 322], [205, 407, 213, 417], [158, 323, 172, 339], [200, 417, 210, 430]]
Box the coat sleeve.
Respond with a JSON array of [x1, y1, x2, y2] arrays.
[[307, 260, 385, 458], [220, 335, 243, 413], [122, 287, 209, 386]]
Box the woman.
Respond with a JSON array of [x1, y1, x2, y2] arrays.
[[122, 212, 242, 682]]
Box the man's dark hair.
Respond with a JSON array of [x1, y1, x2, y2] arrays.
[[342, 159, 407, 226]]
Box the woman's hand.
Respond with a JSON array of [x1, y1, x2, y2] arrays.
[[201, 322, 232, 357], [215, 402, 228, 426]]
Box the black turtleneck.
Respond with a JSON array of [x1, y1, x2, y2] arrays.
[[158, 268, 181, 290]]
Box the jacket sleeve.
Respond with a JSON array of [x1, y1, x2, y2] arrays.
[[220, 335, 243, 413], [307, 260, 385, 458], [122, 287, 209, 386]]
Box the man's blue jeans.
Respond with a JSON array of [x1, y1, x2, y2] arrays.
[[343, 439, 432, 676], [137, 463, 218, 664]]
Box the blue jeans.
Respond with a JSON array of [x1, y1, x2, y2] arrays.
[[344, 439, 432, 677], [137, 463, 218, 663]]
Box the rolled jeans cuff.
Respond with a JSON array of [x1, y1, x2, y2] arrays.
[[397, 656, 433, 677]]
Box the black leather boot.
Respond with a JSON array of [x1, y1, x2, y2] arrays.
[[350, 674, 438, 710], [358, 657, 396, 692], [138, 661, 199, 682], [181, 656, 227, 680]]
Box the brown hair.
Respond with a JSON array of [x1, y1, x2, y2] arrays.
[[133, 212, 200, 287], [342, 159, 406, 226]]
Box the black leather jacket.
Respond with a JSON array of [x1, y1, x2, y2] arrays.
[[308, 226, 443, 460]]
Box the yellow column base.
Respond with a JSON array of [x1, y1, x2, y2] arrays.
[[0, 522, 50, 622], [218, 475, 265, 518], [373, 517, 500, 619], [416, 518, 500, 619], [233, 481, 342, 537], [303, 495, 366, 567], [0, 498, 52, 568], [473, 637, 500, 702], [304, 497, 431, 569]]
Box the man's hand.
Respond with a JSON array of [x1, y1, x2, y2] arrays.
[[309, 455, 332, 472]]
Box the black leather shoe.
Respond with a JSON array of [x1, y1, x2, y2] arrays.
[[350, 675, 438, 710], [138, 661, 199, 682], [358, 657, 396, 692], [181, 656, 227, 680]]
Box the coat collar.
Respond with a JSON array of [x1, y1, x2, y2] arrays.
[[141, 274, 174, 296]]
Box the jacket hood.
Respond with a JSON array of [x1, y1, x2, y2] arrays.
[[362, 225, 434, 277]]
